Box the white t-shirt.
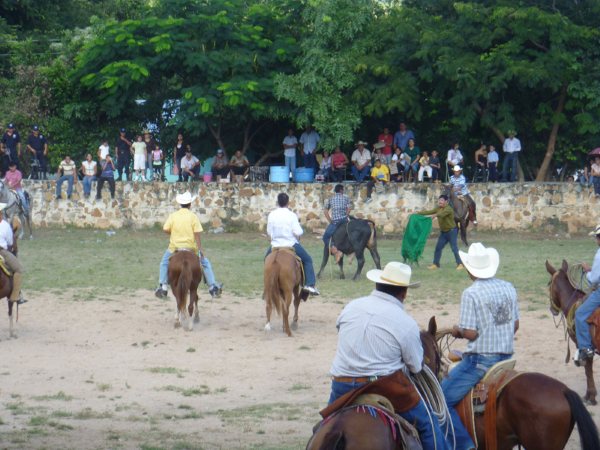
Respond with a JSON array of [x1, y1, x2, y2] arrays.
[[283, 136, 298, 158], [181, 155, 200, 170], [267, 207, 303, 248], [82, 160, 97, 177], [299, 131, 320, 154], [0, 219, 13, 250], [99, 144, 110, 160], [351, 149, 371, 166]]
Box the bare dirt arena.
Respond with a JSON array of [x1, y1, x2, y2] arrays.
[[1, 289, 598, 449]]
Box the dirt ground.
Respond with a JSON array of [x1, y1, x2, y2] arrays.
[[0, 289, 597, 449]]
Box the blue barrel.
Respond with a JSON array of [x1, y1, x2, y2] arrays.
[[269, 166, 289, 183], [294, 167, 315, 183]]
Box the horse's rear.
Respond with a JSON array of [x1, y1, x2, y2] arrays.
[[167, 250, 202, 331], [263, 249, 303, 336]]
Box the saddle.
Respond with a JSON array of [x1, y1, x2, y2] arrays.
[[271, 247, 305, 286], [453, 359, 520, 450], [565, 298, 600, 353], [0, 255, 12, 277]]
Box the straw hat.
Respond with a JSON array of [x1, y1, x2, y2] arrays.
[[459, 243, 500, 279], [588, 225, 600, 236], [453, 165, 462, 172], [367, 262, 420, 288], [175, 192, 196, 205], [373, 142, 386, 150]]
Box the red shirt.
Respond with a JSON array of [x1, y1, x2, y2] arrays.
[[332, 152, 348, 169], [378, 133, 393, 155]]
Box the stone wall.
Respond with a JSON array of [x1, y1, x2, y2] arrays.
[[28, 180, 600, 234]]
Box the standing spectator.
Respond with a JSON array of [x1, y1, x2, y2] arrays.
[[487, 145, 499, 182], [323, 184, 352, 263], [211, 149, 229, 181], [318, 150, 332, 182], [1, 123, 21, 173], [365, 159, 390, 203], [417, 194, 464, 270], [97, 139, 110, 161], [331, 146, 349, 182], [180, 148, 200, 181], [392, 122, 415, 152], [591, 156, 600, 196], [80, 153, 97, 198], [151, 145, 164, 181], [55, 155, 78, 200], [446, 143, 463, 173], [282, 128, 298, 182], [473, 144, 488, 182], [5, 162, 28, 212], [96, 155, 116, 200], [143, 130, 157, 179], [376, 127, 393, 164], [115, 128, 132, 181], [299, 125, 320, 169], [502, 130, 521, 182], [131, 135, 147, 182], [351, 141, 371, 182], [404, 138, 420, 181], [430, 150, 441, 182], [174, 133, 186, 182], [26, 125, 48, 180], [229, 150, 250, 182], [417, 150, 432, 182]]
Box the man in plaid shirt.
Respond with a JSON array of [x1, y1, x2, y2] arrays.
[[323, 184, 352, 263], [441, 242, 519, 450]]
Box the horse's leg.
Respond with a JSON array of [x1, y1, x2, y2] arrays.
[[338, 257, 345, 280], [459, 220, 468, 246], [584, 358, 597, 404], [291, 288, 301, 331], [317, 244, 329, 278], [8, 300, 15, 338], [192, 289, 200, 324], [264, 291, 272, 332], [352, 249, 366, 281], [282, 288, 293, 337]]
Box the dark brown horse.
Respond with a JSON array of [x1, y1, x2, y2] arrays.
[[546, 259, 597, 404], [424, 317, 600, 450], [167, 250, 202, 331], [263, 248, 307, 337], [443, 186, 474, 246]]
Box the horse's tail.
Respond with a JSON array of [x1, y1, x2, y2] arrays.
[[564, 388, 600, 450], [264, 253, 284, 317], [176, 257, 192, 312]]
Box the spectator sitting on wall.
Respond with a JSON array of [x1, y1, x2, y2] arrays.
[[56, 155, 78, 200], [318, 150, 332, 182], [430, 150, 441, 182], [365, 159, 390, 204], [351, 141, 371, 183], [229, 149, 250, 182], [80, 153, 97, 199], [211, 149, 229, 181], [96, 155, 116, 200], [331, 147, 349, 182], [181, 147, 200, 182]]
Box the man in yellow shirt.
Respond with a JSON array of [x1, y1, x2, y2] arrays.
[[365, 159, 390, 204], [155, 191, 222, 298]]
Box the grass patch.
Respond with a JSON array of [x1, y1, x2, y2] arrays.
[[157, 385, 211, 397], [146, 367, 187, 376], [96, 383, 112, 392], [289, 383, 311, 391], [32, 391, 73, 402], [74, 408, 113, 420], [186, 347, 196, 353]]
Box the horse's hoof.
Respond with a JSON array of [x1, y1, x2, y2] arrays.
[[264, 323, 271, 332], [194, 316, 200, 324], [291, 321, 298, 331]]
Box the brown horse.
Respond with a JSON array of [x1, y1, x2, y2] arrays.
[[546, 259, 597, 404], [167, 250, 202, 331], [263, 248, 307, 337], [423, 317, 600, 450], [2, 216, 22, 338]]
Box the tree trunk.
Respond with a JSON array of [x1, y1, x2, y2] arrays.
[[208, 122, 227, 153], [474, 102, 505, 144], [255, 149, 284, 166], [535, 84, 568, 182]]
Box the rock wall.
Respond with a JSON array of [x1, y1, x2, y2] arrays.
[[27, 180, 600, 234]]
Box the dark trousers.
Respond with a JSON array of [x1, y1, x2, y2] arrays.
[[33, 152, 47, 179], [303, 152, 317, 169], [433, 227, 461, 267], [231, 166, 247, 176], [331, 168, 346, 182], [117, 157, 131, 181], [96, 176, 115, 199], [182, 167, 200, 182], [366, 180, 386, 198], [502, 153, 519, 182], [488, 162, 498, 182], [431, 167, 440, 181], [212, 166, 230, 178]]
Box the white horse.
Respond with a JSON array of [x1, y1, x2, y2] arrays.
[[0, 179, 32, 240]]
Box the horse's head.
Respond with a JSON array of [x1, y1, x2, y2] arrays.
[[420, 317, 443, 380], [546, 259, 584, 315]]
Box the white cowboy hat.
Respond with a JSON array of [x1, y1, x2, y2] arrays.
[[0, 203, 7, 212], [589, 225, 600, 236], [367, 262, 420, 288], [459, 242, 500, 279], [453, 165, 462, 172], [356, 140, 367, 146], [175, 192, 196, 205]]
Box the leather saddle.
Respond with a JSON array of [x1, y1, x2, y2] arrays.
[[0, 255, 12, 277], [271, 247, 305, 286]]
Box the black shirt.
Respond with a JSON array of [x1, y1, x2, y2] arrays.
[[116, 134, 131, 158], [27, 133, 46, 153], [1, 131, 20, 158]]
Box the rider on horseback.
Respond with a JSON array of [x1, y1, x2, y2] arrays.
[[442, 242, 519, 450], [574, 224, 600, 364], [323, 184, 352, 264], [5, 161, 28, 213], [449, 165, 477, 225], [155, 192, 223, 299], [266, 192, 319, 296], [0, 203, 25, 304]]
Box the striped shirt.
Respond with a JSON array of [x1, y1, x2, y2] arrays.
[[459, 278, 519, 355], [325, 193, 352, 223], [330, 290, 423, 377], [449, 174, 469, 196]]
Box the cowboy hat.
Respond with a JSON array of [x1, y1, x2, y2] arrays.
[[175, 192, 196, 205], [0, 203, 8, 212], [356, 140, 367, 146], [367, 262, 420, 288], [373, 142, 386, 150], [459, 242, 500, 279], [453, 165, 462, 172], [589, 225, 600, 236]]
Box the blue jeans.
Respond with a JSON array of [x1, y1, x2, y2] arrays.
[[82, 175, 96, 197], [502, 153, 519, 182], [329, 380, 450, 450], [442, 353, 511, 450], [265, 243, 316, 287], [284, 156, 296, 181], [433, 228, 461, 267], [159, 250, 219, 288], [323, 220, 345, 247], [576, 288, 600, 350], [56, 175, 74, 198], [351, 165, 371, 182]]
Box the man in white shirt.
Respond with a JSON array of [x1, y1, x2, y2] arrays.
[[0, 203, 25, 304], [299, 125, 320, 170], [350, 141, 371, 182], [180, 149, 200, 181], [502, 130, 521, 182], [446, 143, 463, 175], [98, 139, 110, 161], [282, 128, 298, 181], [80, 153, 97, 198], [327, 262, 448, 450], [266, 192, 319, 295]]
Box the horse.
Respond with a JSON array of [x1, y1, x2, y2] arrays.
[[263, 248, 307, 337], [0, 179, 32, 240], [424, 317, 600, 450], [317, 219, 381, 281], [167, 250, 203, 331], [443, 186, 473, 246], [546, 259, 597, 404], [1, 216, 23, 339]]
